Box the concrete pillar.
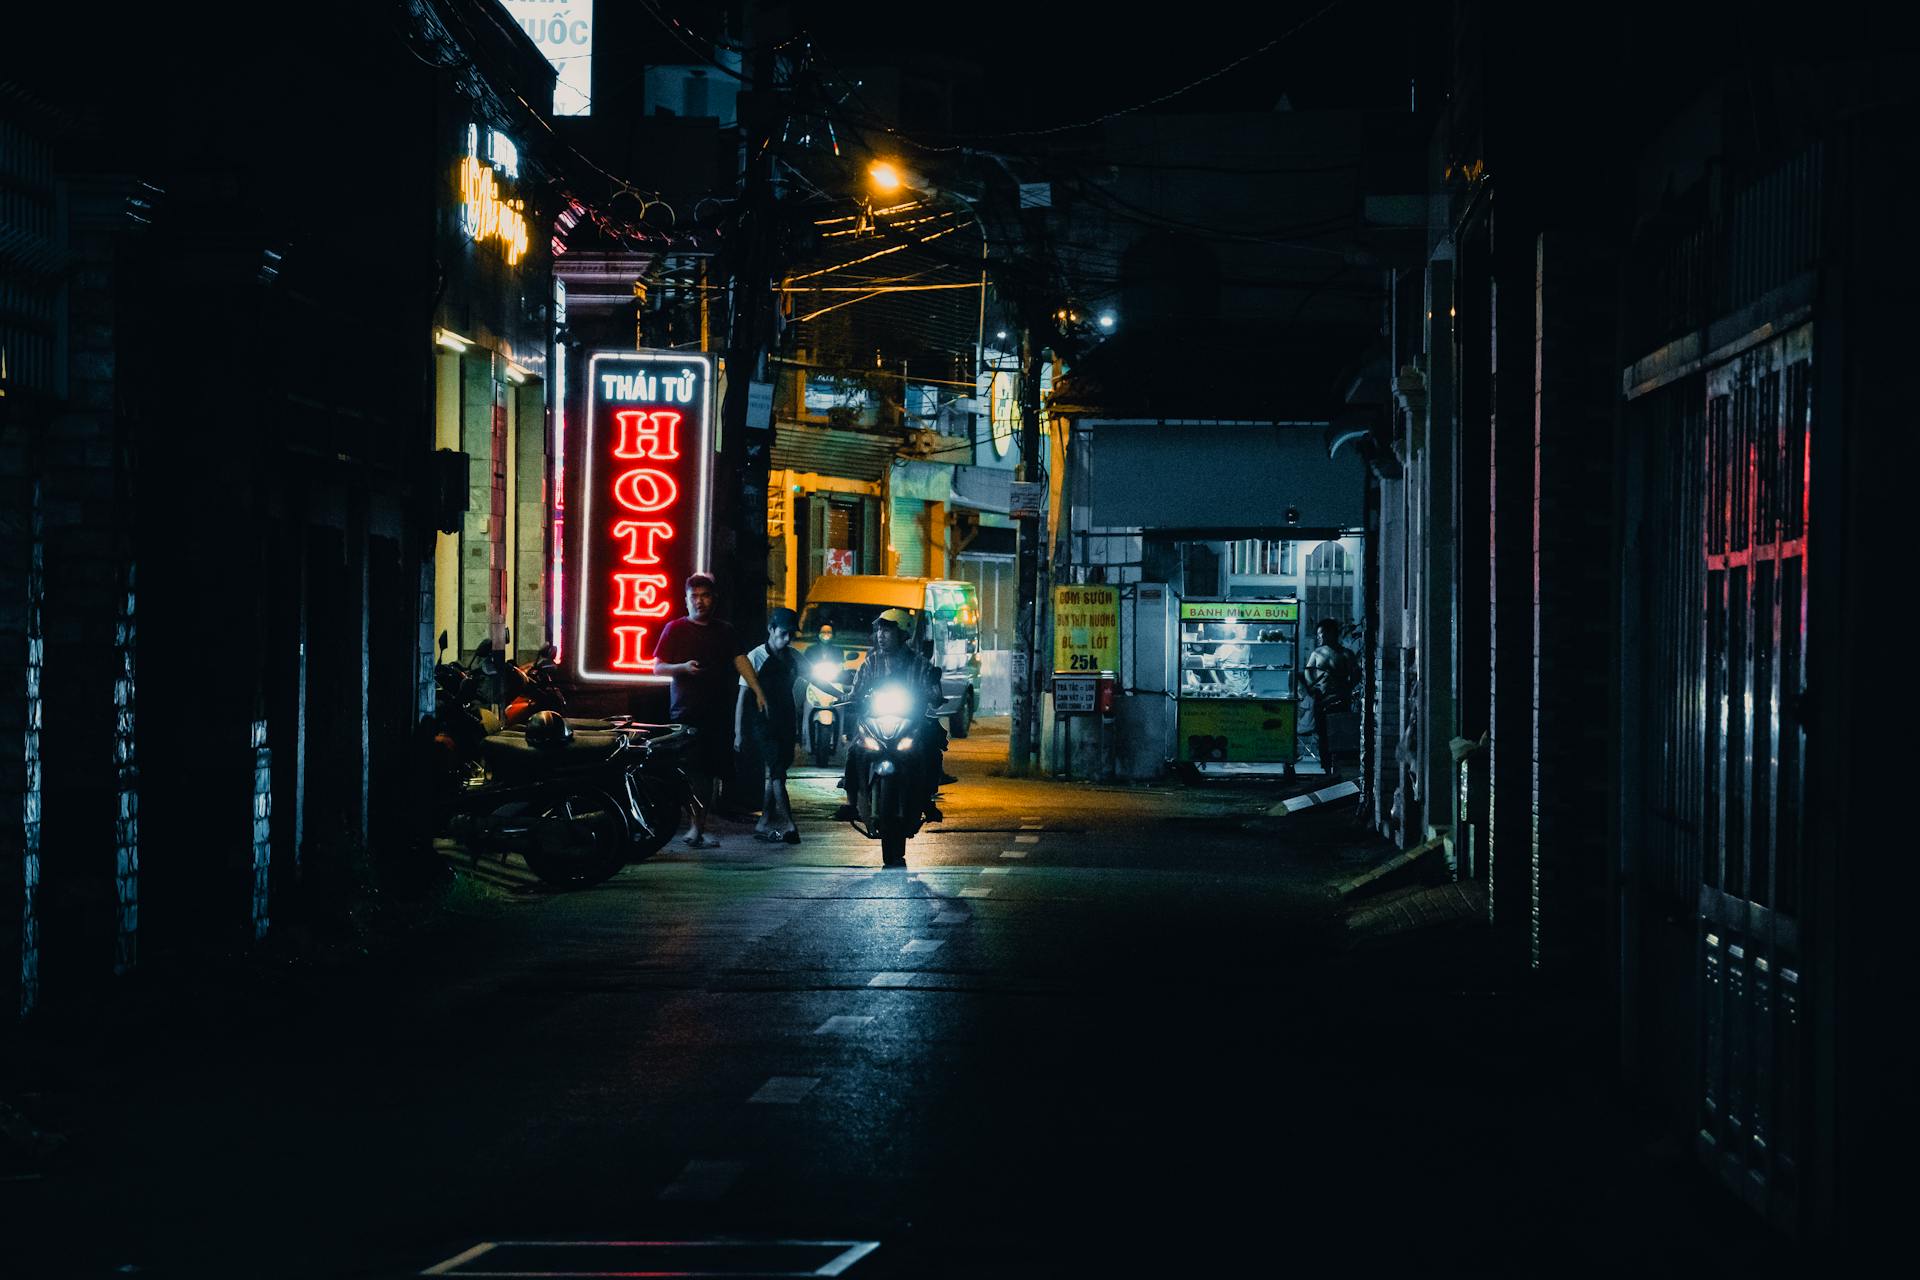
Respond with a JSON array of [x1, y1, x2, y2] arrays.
[[1531, 232, 1618, 983], [1488, 199, 1537, 961], [0, 467, 45, 1017]]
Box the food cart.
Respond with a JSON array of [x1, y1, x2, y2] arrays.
[[1173, 598, 1301, 767]]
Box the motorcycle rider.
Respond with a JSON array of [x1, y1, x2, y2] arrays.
[[833, 608, 945, 824]]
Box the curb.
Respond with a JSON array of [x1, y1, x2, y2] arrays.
[[1267, 779, 1362, 816], [1332, 833, 1448, 901]]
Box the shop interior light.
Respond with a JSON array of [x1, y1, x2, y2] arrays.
[[436, 327, 474, 351]]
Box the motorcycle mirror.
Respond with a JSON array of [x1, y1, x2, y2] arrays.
[[437, 629, 449, 655], [503, 626, 511, 648]]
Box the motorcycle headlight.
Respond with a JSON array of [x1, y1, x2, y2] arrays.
[[811, 660, 840, 682], [861, 735, 882, 751], [870, 684, 911, 717], [896, 736, 914, 752]]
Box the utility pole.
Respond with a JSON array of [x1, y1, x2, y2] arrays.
[[717, 32, 783, 641], [1009, 321, 1042, 774]]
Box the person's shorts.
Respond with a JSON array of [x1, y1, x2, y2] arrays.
[[749, 715, 796, 778], [685, 716, 733, 782]]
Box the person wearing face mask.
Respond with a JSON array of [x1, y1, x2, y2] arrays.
[[736, 606, 838, 845]]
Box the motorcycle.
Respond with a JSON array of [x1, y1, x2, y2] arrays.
[[503, 643, 567, 728], [426, 632, 696, 885], [446, 714, 653, 887], [803, 641, 850, 767], [846, 681, 932, 866]]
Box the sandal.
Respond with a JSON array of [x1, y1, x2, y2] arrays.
[[682, 834, 720, 849]]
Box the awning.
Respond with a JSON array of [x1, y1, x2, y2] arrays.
[[950, 464, 1014, 514], [890, 459, 953, 502], [1085, 420, 1363, 530], [771, 423, 900, 483]]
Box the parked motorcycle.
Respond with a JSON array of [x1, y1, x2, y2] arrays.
[[446, 711, 653, 887], [844, 681, 932, 866], [503, 643, 567, 728], [426, 632, 697, 885]]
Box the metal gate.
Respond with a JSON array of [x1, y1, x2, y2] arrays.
[[1695, 325, 1811, 1230]]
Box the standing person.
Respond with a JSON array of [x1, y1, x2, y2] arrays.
[[735, 606, 828, 845], [1301, 617, 1358, 778], [654, 574, 767, 849]]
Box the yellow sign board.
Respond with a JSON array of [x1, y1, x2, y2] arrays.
[[1179, 600, 1298, 622], [1054, 584, 1120, 673]]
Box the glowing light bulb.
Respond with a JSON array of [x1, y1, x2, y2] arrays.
[[868, 161, 904, 194]]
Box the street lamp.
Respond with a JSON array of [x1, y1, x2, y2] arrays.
[[858, 158, 1045, 773]]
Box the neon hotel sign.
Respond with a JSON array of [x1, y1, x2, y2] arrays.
[[573, 350, 714, 682]]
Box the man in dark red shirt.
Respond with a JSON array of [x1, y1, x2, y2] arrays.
[[654, 573, 766, 848]]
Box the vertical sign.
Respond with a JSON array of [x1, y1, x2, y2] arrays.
[[1053, 584, 1120, 672], [574, 350, 713, 682], [500, 0, 595, 117]]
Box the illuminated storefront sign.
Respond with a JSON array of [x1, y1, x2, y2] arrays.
[[500, 0, 595, 117], [574, 350, 713, 682], [460, 124, 529, 265]]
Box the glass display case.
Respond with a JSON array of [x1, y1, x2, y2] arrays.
[[1174, 598, 1300, 764]]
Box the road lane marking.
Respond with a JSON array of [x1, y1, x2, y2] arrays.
[[656, 1158, 747, 1201], [815, 1015, 874, 1034], [1015, 834, 1040, 843], [999, 849, 1028, 859], [749, 1076, 820, 1104], [932, 909, 969, 924], [1020, 823, 1043, 830], [981, 867, 1011, 875], [422, 1241, 497, 1274], [959, 886, 993, 898], [421, 1239, 882, 1277], [867, 972, 913, 987], [901, 939, 943, 953]]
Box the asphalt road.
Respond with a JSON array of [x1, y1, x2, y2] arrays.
[[3, 719, 1786, 1277]]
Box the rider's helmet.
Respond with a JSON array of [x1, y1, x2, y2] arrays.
[[876, 608, 913, 633], [525, 709, 573, 749]]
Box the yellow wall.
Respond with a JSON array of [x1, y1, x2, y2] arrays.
[[433, 352, 461, 654]]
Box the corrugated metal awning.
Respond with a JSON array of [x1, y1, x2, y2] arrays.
[[771, 422, 900, 482]]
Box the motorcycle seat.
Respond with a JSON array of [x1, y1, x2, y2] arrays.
[[481, 730, 624, 769]]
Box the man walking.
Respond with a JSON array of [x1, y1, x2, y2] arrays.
[[736, 606, 813, 845], [654, 573, 767, 848]]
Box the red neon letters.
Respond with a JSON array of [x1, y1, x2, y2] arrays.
[[580, 356, 709, 680]]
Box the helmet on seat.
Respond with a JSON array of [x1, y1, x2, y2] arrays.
[[525, 709, 573, 749]]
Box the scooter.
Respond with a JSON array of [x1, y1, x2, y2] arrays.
[[446, 714, 654, 888], [503, 643, 567, 728], [845, 681, 932, 866], [803, 644, 850, 767], [426, 633, 692, 884]]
